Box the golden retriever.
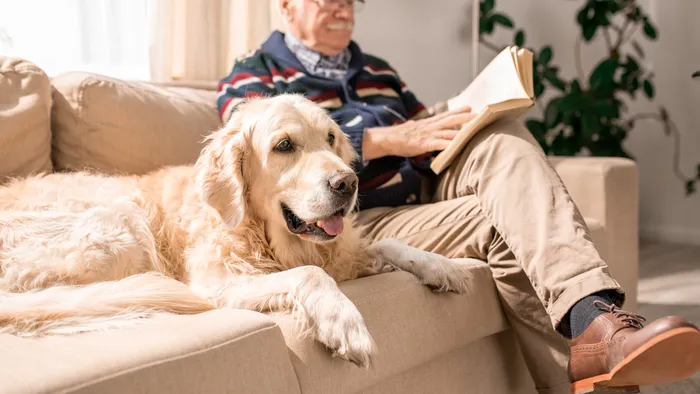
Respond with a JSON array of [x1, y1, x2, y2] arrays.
[[0, 94, 472, 367]]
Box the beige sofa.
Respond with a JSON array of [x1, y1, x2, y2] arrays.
[[0, 57, 639, 394]]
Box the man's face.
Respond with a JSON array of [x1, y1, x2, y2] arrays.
[[283, 0, 355, 56]]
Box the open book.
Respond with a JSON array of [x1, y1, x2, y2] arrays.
[[430, 46, 535, 174]]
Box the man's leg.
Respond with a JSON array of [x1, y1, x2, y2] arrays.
[[356, 198, 571, 394], [432, 118, 624, 331], [434, 119, 700, 392]]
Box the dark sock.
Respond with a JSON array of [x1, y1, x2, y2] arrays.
[[564, 290, 620, 339]]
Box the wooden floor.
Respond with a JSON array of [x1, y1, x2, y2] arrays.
[[637, 241, 700, 393]]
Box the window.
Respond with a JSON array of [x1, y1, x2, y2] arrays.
[[0, 0, 152, 80]]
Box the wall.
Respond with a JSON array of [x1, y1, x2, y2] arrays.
[[354, 0, 700, 245]]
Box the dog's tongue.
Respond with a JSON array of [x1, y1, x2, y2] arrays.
[[316, 215, 344, 236]]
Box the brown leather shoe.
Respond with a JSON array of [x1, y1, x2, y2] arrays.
[[569, 301, 700, 393]]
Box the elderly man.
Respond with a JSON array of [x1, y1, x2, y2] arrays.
[[217, 0, 700, 392]]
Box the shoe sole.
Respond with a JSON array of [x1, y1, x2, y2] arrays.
[[571, 327, 700, 393]]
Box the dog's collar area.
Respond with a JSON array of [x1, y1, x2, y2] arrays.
[[280, 203, 344, 241]]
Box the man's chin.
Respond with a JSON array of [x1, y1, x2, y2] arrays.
[[324, 35, 352, 48]]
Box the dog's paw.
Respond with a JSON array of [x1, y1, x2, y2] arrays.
[[370, 238, 471, 294], [315, 305, 375, 368], [409, 252, 471, 294]]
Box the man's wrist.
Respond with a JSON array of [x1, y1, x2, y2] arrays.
[[361, 127, 386, 162]]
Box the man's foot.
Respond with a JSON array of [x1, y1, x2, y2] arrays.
[[569, 301, 700, 393]]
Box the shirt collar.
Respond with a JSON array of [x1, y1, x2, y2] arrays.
[[283, 32, 351, 72], [261, 31, 366, 81]]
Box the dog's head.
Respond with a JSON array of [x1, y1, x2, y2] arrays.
[[195, 94, 358, 243]]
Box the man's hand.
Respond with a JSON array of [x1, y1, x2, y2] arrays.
[[361, 106, 476, 161]]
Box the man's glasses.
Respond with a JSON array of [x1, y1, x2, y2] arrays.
[[313, 0, 365, 13]]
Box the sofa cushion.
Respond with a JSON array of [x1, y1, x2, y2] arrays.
[[268, 260, 510, 394], [0, 57, 53, 183], [50, 72, 221, 176], [0, 309, 300, 394]]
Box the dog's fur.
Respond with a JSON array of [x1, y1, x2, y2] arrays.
[[0, 94, 471, 367]]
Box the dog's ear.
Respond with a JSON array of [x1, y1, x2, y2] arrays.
[[195, 126, 248, 230], [336, 130, 359, 166]]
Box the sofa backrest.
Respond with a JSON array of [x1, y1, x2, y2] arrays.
[[0, 57, 53, 183], [50, 72, 222, 176]]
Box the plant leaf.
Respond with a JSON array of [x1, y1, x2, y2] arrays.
[[481, 17, 495, 34], [643, 79, 655, 98], [581, 112, 599, 139], [482, 0, 495, 13], [632, 6, 643, 21], [545, 98, 561, 128], [571, 80, 582, 94], [514, 30, 525, 46], [605, 0, 623, 14], [592, 99, 619, 118], [550, 131, 568, 156], [643, 18, 658, 39], [534, 81, 545, 96], [559, 93, 586, 113], [539, 46, 553, 65], [589, 59, 618, 90], [525, 119, 547, 145], [696, 163, 700, 178], [626, 55, 640, 73], [630, 78, 640, 95], [583, 24, 597, 41], [491, 13, 514, 28], [686, 180, 696, 196], [692, 71, 700, 78]]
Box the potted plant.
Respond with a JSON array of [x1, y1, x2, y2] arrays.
[[472, 0, 700, 195]]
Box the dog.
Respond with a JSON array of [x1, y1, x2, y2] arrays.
[[0, 94, 472, 367]]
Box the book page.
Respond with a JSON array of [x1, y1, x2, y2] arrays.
[[447, 47, 531, 113], [516, 47, 534, 97], [430, 101, 531, 174]]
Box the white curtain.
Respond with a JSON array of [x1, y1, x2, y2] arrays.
[[149, 0, 282, 83], [0, 0, 151, 80]]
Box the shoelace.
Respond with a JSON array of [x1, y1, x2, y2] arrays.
[[594, 300, 647, 329]]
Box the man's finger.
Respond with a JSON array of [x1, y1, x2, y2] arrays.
[[427, 105, 472, 123], [436, 112, 478, 129], [448, 104, 472, 114], [431, 128, 459, 140], [426, 138, 453, 152]]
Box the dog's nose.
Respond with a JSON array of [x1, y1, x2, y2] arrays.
[[328, 171, 358, 196]]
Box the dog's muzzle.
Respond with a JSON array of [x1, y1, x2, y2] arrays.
[[281, 202, 351, 241]]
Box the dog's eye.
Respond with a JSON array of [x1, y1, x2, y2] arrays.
[[275, 139, 294, 152], [327, 133, 335, 146]]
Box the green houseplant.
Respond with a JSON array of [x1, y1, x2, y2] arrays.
[[473, 0, 700, 195]]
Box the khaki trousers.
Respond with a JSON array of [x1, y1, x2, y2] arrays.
[[356, 119, 625, 394]]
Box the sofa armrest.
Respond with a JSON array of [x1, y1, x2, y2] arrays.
[[549, 156, 639, 311], [0, 309, 300, 394]]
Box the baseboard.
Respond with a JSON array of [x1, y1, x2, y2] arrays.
[[640, 225, 700, 246]]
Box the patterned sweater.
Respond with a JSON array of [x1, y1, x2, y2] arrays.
[[217, 30, 434, 210]]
